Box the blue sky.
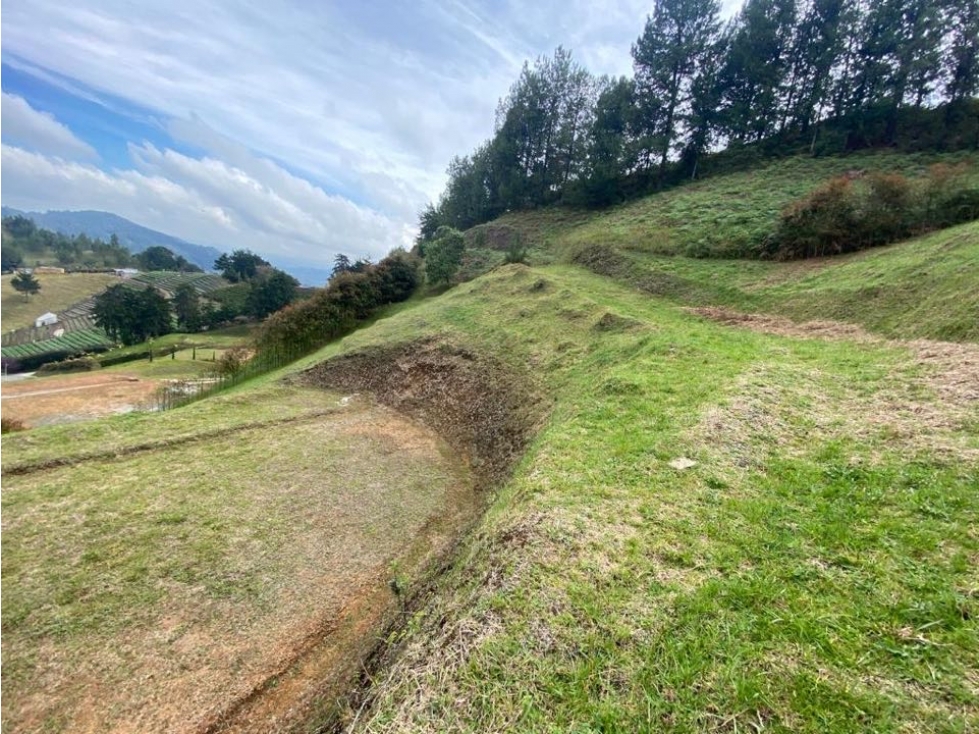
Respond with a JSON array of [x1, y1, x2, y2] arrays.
[[1, 0, 738, 270]]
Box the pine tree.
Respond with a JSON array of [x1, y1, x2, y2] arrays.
[[632, 0, 722, 180]]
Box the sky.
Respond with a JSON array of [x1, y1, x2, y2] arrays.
[[1, 0, 740, 279]]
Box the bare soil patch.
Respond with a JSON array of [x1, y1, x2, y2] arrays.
[[296, 338, 546, 491], [1, 372, 161, 427]]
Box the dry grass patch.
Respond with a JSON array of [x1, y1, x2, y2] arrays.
[[2, 398, 474, 734], [1, 272, 116, 333]]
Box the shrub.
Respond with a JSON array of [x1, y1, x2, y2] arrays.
[[1, 416, 26, 434], [210, 347, 251, 378], [862, 172, 914, 246], [503, 234, 529, 265], [767, 163, 979, 260], [424, 226, 466, 285], [767, 177, 859, 259], [36, 355, 101, 374]]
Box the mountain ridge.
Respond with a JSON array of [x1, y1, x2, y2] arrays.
[[1, 207, 223, 272]]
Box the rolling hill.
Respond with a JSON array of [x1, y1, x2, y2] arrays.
[[2, 154, 977, 733], [1, 207, 222, 272]]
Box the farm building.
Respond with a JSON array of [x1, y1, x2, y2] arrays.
[[34, 266, 66, 274], [114, 268, 139, 278], [34, 312, 59, 328]]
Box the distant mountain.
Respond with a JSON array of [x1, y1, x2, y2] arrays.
[[1, 207, 223, 272]]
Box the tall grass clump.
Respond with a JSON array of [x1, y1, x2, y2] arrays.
[[767, 163, 979, 259]]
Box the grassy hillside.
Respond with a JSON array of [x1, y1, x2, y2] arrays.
[[1, 273, 117, 333], [572, 222, 979, 342], [314, 265, 976, 732], [460, 150, 979, 343], [3, 153, 977, 733], [472, 150, 979, 261]]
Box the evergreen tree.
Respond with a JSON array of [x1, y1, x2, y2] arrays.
[[424, 226, 466, 286], [93, 285, 172, 345], [781, 0, 849, 135], [246, 269, 299, 318], [581, 76, 638, 204], [173, 283, 203, 332], [10, 271, 40, 300], [214, 250, 270, 282], [331, 253, 352, 279], [944, 0, 979, 103], [717, 0, 797, 142], [632, 0, 722, 179]]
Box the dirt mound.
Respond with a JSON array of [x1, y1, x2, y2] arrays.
[[295, 339, 546, 490], [572, 244, 695, 298], [593, 311, 643, 332]]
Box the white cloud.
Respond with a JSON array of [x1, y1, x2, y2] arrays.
[[1, 144, 406, 266], [1, 92, 99, 161], [0, 0, 744, 261]]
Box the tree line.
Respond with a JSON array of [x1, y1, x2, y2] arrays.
[[421, 0, 979, 235], [92, 249, 301, 346]]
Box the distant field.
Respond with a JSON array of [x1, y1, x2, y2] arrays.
[[1, 273, 116, 333]]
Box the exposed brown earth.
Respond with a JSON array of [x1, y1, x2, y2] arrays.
[[2, 399, 475, 734], [1, 372, 161, 427]]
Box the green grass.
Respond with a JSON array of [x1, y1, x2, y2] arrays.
[[3, 153, 978, 733], [1, 379, 472, 732], [310, 265, 978, 733], [460, 151, 979, 343], [478, 151, 979, 261], [576, 222, 979, 342], [1, 273, 116, 332]]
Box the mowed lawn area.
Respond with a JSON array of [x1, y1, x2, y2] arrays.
[[323, 265, 979, 733], [1, 383, 474, 733], [1, 273, 117, 332]]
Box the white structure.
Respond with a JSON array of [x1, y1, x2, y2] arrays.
[[114, 268, 139, 278], [35, 312, 59, 328]]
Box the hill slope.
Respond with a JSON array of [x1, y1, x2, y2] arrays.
[[2, 207, 222, 271], [2, 155, 978, 732], [1, 272, 117, 333]]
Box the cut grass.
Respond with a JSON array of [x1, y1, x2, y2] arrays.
[[312, 265, 979, 733], [3, 214, 977, 732], [458, 151, 979, 343], [1, 389, 474, 733], [478, 150, 979, 261], [579, 221, 979, 342], [1, 273, 117, 333]]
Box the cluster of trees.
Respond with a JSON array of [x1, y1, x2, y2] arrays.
[[92, 285, 173, 345], [1, 216, 202, 273], [257, 250, 419, 356], [421, 0, 979, 232], [208, 249, 300, 323], [90, 249, 301, 346]]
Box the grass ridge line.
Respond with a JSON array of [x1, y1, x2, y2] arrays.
[[1, 408, 343, 477]]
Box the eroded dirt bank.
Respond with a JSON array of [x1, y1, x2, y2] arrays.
[[296, 338, 546, 491]]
